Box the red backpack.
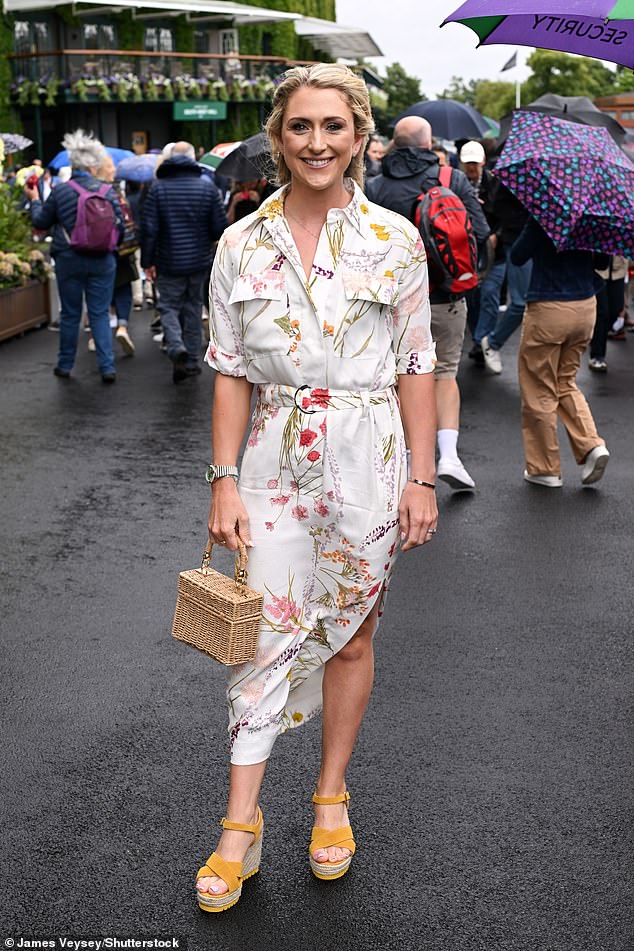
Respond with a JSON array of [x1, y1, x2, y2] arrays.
[[65, 179, 119, 255], [414, 165, 478, 296]]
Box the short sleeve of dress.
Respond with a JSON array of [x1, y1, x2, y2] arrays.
[[204, 237, 247, 377], [391, 234, 436, 375]]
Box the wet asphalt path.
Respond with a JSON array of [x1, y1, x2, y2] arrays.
[[1, 310, 632, 951]]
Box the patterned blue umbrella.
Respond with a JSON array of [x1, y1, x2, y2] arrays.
[[115, 153, 158, 182], [48, 146, 134, 169]]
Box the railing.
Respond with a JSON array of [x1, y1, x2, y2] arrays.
[[8, 49, 315, 87]]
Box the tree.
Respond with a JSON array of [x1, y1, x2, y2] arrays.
[[473, 80, 517, 119], [439, 76, 478, 106], [383, 62, 424, 122], [522, 49, 617, 102]]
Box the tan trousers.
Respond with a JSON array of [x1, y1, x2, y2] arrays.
[[518, 298, 604, 476]]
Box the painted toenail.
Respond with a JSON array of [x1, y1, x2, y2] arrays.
[[210, 885, 220, 893]]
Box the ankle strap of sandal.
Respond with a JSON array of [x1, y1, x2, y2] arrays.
[[220, 804, 262, 834], [312, 791, 351, 806]]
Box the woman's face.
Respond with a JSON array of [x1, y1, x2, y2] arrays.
[[278, 85, 362, 194], [367, 140, 384, 162]]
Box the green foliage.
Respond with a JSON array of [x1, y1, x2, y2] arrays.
[[613, 67, 634, 94], [0, 6, 21, 132], [0, 182, 30, 251], [383, 62, 423, 122], [55, 3, 80, 27], [439, 76, 479, 106], [174, 16, 193, 72], [473, 80, 517, 119], [116, 9, 143, 51], [522, 49, 618, 101]]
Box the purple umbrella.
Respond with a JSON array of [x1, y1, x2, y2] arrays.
[[494, 111, 634, 256], [442, 0, 634, 69]]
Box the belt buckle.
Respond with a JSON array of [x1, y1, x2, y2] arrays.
[[293, 385, 316, 414]]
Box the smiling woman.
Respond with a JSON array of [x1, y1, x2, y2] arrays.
[[193, 62, 438, 915]]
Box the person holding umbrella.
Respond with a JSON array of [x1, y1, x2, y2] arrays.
[[512, 216, 611, 486]]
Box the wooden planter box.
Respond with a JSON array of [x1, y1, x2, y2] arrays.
[[0, 280, 51, 343]]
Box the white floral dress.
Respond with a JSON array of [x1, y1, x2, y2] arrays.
[[206, 180, 435, 765]]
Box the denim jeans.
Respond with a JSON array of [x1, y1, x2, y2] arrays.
[[156, 269, 206, 366], [113, 282, 132, 326], [474, 247, 532, 350], [55, 251, 116, 374]]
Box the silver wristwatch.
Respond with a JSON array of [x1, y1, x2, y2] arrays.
[[205, 464, 239, 485]]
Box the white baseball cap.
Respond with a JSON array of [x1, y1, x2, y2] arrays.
[[459, 141, 486, 164]]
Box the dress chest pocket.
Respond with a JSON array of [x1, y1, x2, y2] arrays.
[[229, 270, 292, 356], [334, 273, 398, 358]]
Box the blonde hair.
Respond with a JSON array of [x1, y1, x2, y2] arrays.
[[264, 63, 374, 189]]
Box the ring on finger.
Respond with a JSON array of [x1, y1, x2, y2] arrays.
[[427, 528, 437, 535]]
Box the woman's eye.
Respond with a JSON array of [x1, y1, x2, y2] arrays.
[[290, 122, 307, 132], [326, 123, 343, 132]]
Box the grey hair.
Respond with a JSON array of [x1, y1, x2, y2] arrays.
[[61, 129, 107, 171], [171, 141, 196, 161]]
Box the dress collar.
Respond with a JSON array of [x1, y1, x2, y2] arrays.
[[257, 178, 371, 242]]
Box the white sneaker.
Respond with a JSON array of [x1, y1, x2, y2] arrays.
[[481, 335, 502, 374], [581, 445, 610, 485], [437, 458, 476, 490], [115, 325, 135, 356], [588, 358, 607, 372], [524, 470, 562, 487]]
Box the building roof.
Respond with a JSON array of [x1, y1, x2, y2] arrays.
[[5, 0, 300, 22], [6, 0, 382, 56], [294, 15, 382, 58]]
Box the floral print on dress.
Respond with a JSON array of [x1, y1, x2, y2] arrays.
[[205, 181, 433, 766]]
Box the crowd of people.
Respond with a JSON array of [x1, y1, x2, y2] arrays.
[[3, 62, 630, 913], [4, 93, 630, 486]]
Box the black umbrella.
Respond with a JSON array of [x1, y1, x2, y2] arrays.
[[390, 99, 490, 140], [496, 94, 626, 150], [215, 133, 273, 180]]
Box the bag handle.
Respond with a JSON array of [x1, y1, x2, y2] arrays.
[[201, 539, 249, 589]]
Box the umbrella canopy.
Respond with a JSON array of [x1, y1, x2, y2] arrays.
[[0, 133, 34, 154], [115, 153, 158, 182], [494, 110, 634, 256], [442, 0, 634, 69], [48, 146, 134, 169], [215, 133, 272, 181], [391, 99, 491, 140], [525, 94, 626, 143], [200, 141, 242, 168], [495, 93, 627, 151]]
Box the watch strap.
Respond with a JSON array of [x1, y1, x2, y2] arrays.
[[205, 464, 239, 484]]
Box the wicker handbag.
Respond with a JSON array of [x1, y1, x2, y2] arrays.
[[172, 542, 263, 665]]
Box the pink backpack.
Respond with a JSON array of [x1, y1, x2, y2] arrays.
[[65, 179, 119, 255]]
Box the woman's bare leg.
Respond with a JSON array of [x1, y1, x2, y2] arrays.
[[197, 759, 267, 896], [313, 600, 380, 864]]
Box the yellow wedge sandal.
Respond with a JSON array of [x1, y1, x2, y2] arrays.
[[309, 791, 356, 881], [196, 806, 264, 913]]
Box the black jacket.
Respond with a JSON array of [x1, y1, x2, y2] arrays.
[[486, 177, 529, 250], [140, 155, 227, 275], [366, 148, 490, 303]]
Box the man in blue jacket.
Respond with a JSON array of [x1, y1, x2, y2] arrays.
[[141, 142, 227, 383]]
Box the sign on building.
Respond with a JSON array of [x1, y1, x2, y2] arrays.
[[173, 102, 228, 121]]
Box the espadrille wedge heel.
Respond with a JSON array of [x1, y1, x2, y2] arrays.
[[309, 791, 356, 881], [196, 806, 264, 913]]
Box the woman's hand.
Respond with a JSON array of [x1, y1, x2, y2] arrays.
[[399, 482, 438, 552], [207, 479, 252, 551]]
